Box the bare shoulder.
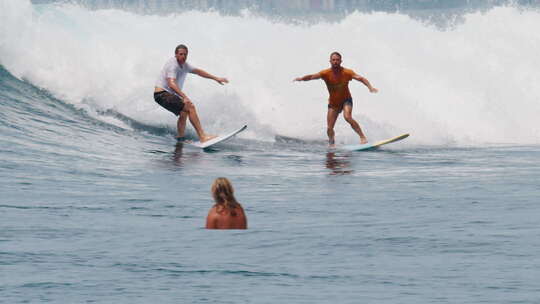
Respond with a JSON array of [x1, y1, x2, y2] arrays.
[[206, 205, 219, 229], [316, 69, 330, 79], [207, 205, 218, 217], [236, 204, 248, 229], [237, 204, 246, 215], [344, 68, 356, 75], [319, 68, 331, 75]]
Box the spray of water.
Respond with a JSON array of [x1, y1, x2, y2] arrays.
[[1, 0, 539, 144]]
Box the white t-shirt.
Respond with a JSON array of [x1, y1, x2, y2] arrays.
[[155, 57, 197, 93]]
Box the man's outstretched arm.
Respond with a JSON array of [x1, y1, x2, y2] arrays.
[[352, 73, 378, 93], [293, 72, 322, 82], [193, 68, 228, 85]]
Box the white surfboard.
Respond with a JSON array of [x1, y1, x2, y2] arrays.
[[341, 133, 409, 151], [182, 125, 247, 149]]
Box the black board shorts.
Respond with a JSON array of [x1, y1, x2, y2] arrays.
[[154, 91, 184, 116], [328, 97, 353, 113]]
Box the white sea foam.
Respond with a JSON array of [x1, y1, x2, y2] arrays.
[[1, 0, 539, 144]]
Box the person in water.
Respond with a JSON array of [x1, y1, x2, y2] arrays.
[[294, 51, 378, 146], [206, 177, 247, 230], [154, 44, 228, 142]]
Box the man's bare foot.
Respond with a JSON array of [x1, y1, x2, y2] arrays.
[[360, 137, 368, 144], [200, 134, 217, 143]]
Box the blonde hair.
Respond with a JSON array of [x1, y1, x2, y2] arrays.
[[211, 177, 241, 216]]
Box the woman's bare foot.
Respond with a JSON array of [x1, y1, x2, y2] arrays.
[[360, 136, 368, 144]]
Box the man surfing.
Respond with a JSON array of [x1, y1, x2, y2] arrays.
[[154, 44, 228, 142], [294, 52, 378, 147]]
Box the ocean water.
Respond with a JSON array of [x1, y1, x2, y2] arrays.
[[1, 1, 540, 303]]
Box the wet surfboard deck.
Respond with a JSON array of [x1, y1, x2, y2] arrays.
[[341, 133, 409, 151], [181, 125, 247, 149]]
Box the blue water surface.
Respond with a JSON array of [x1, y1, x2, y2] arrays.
[[1, 65, 540, 304]]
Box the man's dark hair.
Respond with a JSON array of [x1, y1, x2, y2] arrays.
[[330, 51, 342, 59], [175, 44, 188, 54]]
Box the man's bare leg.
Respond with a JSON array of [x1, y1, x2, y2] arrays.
[[327, 107, 340, 147], [183, 101, 216, 142], [343, 104, 367, 144], [176, 111, 188, 139]]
